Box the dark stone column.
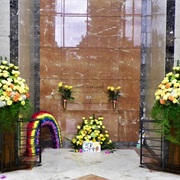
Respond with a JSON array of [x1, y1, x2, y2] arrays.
[[10, 0, 18, 65]]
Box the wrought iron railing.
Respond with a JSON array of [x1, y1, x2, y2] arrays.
[[140, 119, 180, 173], [0, 118, 42, 172]]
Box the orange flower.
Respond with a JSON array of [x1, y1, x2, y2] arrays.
[[168, 95, 174, 101], [13, 95, 19, 102], [9, 84, 14, 89], [12, 92, 21, 102], [26, 92, 30, 98], [15, 92, 21, 98], [160, 99, 165, 104], [6, 91, 12, 97], [165, 83, 171, 89]]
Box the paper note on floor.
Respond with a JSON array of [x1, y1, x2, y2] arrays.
[[82, 141, 101, 152]]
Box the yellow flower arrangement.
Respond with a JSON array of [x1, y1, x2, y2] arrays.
[[107, 85, 121, 101], [154, 67, 180, 105], [151, 66, 180, 144], [0, 57, 32, 131], [71, 115, 114, 152], [58, 82, 74, 100]]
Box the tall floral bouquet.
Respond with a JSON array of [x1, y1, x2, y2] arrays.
[[151, 66, 180, 144], [71, 115, 114, 152], [107, 86, 121, 101], [58, 82, 74, 100], [0, 58, 32, 131]]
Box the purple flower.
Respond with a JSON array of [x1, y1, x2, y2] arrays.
[[79, 149, 83, 153], [105, 150, 110, 154], [0, 175, 6, 179]]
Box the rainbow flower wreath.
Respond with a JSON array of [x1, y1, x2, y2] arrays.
[[26, 111, 62, 156], [151, 66, 180, 144], [0, 58, 32, 131], [71, 115, 114, 152]]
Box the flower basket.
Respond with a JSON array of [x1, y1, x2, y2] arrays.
[[151, 67, 180, 144], [151, 66, 180, 166], [0, 58, 32, 170], [0, 59, 32, 132], [71, 115, 114, 152]]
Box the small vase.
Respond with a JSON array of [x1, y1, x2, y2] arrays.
[[62, 99, 67, 110], [112, 99, 117, 110]]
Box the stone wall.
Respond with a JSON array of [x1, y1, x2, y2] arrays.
[[39, 0, 142, 145], [0, 0, 10, 59]]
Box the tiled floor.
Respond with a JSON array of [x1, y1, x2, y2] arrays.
[[1, 148, 180, 180]]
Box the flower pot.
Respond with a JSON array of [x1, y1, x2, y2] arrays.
[[0, 131, 17, 171], [62, 99, 67, 110], [112, 100, 117, 110], [168, 143, 180, 165]]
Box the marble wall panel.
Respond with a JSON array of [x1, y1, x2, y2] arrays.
[[118, 110, 139, 142], [61, 48, 90, 79], [56, 110, 119, 142], [121, 16, 142, 47], [40, 0, 141, 145], [87, 17, 120, 48], [40, 47, 62, 78], [151, 0, 167, 15], [0, 37, 10, 59], [40, 0, 58, 15], [88, 0, 121, 17], [61, 48, 120, 80], [119, 48, 141, 80], [0, 0, 10, 58], [133, 0, 142, 15], [0, 1, 10, 36], [174, 0, 180, 63], [64, 16, 87, 47], [40, 15, 62, 47], [40, 78, 139, 112]]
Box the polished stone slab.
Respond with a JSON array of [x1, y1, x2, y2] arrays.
[[1, 148, 180, 180]]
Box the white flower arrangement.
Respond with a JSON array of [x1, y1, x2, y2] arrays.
[[0, 60, 30, 108]]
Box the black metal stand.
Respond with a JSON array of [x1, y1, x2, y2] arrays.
[[0, 118, 42, 172], [140, 119, 180, 174]]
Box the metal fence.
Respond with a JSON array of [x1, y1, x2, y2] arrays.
[[0, 119, 42, 172], [140, 119, 180, 174]]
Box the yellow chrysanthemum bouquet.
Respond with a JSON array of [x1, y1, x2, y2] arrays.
[[107, 86, 121, 101], [58, 81, 74, 109], [58, 82, 74, 100], [71, 115, 114, 152], [151, 66, 180, 144], [107, 85, 121, 109], [0, 57, 32, 131]]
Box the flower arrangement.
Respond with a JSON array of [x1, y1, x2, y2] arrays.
[[151, 66, 180, 144], [0, 58, 32, 131], [58, 82, 74, 100], [107, 85, 121, 101], [71, 115, 114, 152]]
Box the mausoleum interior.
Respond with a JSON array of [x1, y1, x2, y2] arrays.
[[0, 0, 180, 179]]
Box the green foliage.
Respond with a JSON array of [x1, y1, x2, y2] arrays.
[[151, 101, 180, 144], [0, 99, 33, 132]]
